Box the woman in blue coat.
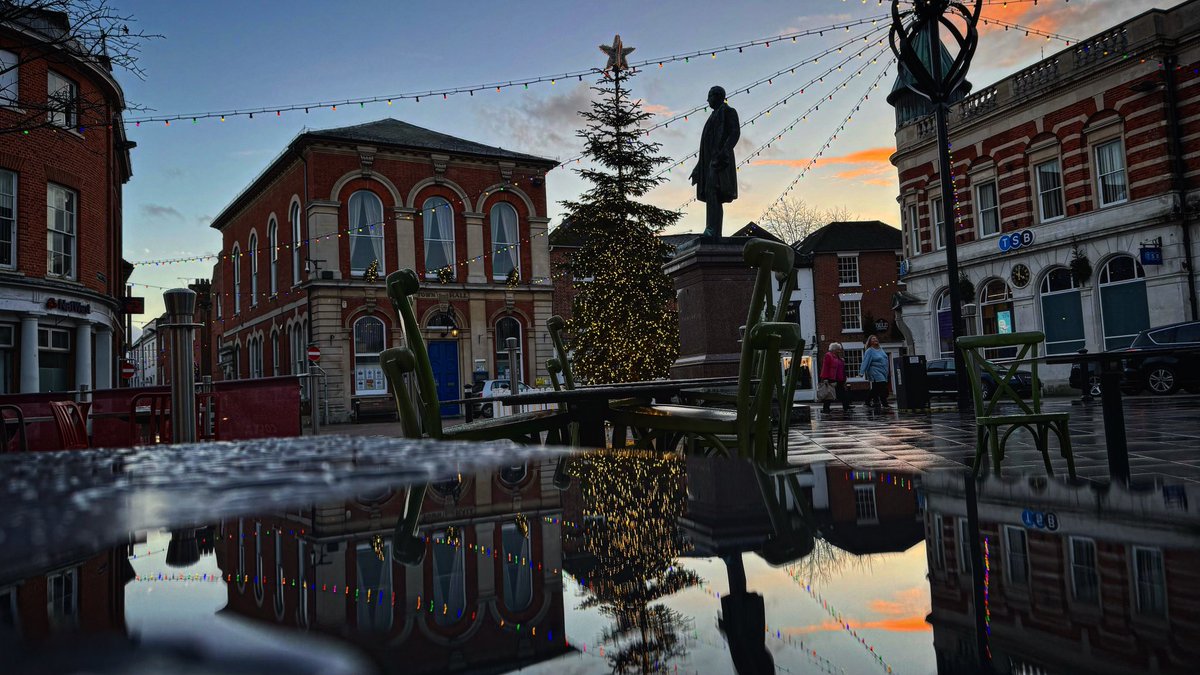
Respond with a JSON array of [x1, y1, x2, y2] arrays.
[[859, 335, 890, 409]]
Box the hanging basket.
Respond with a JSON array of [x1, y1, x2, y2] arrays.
[[957, 274, 975, 302], [1070, 249, 1092, 286]]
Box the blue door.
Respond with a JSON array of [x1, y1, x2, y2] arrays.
[[428, 341, 461, 417]]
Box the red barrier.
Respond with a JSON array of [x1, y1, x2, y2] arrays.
[[0, 376, 303, 451]]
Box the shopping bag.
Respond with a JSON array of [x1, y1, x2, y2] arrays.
[[816, 381, 836, 402]]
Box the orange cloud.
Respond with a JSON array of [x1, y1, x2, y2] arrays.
[[751, 146, 895, 171], [641, 103, 675, 117], [979, 2, 1066, 37], [782, 616, 930, 635], [752, 158, 814, 168], [834, 166, 889, 180]]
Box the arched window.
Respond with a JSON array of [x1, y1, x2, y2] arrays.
[[236, 517, 246, 593], [501, 523, 532, 613], [254, 521, 264, 605], [423, 197, 455, 279], [491, 202, 519, 281], [1099, 254, 1149, 349], [353, 316, 386, 395], [355, 540, 393, 631], [248, 335, 264, 379], [1039, 267, 1084, 354], [348, 190, 384, 276], [232, 245, 241, 314], [271, 329, 281, 376], [267, 218, 278, 295], [296, 539, 310, 627], [432, 529, 466, 626], [290, 201, 302, 285], [495, 317, 522, 381], [248, 232, 259, 306], [935, 290, 953, 358], [979, 279, 1016, 358]]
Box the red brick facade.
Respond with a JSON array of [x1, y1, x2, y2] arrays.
[[0, 16, 133, 394]]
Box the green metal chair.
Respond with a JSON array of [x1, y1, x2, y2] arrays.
[[956, 332, 1075, 478], [381, 269, 571, 443]]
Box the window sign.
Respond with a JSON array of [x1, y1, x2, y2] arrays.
[[996, 310, 1013, 335]]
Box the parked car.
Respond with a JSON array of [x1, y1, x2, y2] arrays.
[[1121, 321, 1200, 395], [926, 358, 1035, 399], [468, 379, 532, 417]]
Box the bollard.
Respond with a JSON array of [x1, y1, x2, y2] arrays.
[[506, 337, 519, 415], [308, 363, 321, 435], [164, 288, 198, 444]]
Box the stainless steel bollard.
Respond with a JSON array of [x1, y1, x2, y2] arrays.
[[164, 288, 198, 444]]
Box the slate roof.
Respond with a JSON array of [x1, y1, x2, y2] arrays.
[[794, 220, 902, 255], [303, 118, 556, 167]]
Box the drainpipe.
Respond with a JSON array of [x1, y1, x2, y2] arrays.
[[1163, 53, 1198, 320]]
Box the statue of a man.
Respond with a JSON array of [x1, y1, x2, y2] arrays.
[[690, 86, 740, 238]]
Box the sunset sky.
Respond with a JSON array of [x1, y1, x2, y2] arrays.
[[118, 0, 1184, 322]]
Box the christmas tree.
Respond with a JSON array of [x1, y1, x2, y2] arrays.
[[560, 36, 681, 384]]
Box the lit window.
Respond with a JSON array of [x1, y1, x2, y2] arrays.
[[1095, 140, 1128, 206], [491, 202, 520, 281], [837, 255, 859, 286], [46, 183, 76, 279], [1070, 537, 1098, 603], [1134, 547, 1166, 616], [47, 71, 76, 128], [1036, 159, 1065, 221], [1005, 525, 1029, 586], [349, 190, 385, 276], [0, 168, 15, 269], [841, 300, 862, 332], [423, 197, 455, 278], [976, 181, 1000, 237]]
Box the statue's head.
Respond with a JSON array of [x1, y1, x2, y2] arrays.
[[708, 86, 726, 109]]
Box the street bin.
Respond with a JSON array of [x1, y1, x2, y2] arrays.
[[893, 354, 929, 410]]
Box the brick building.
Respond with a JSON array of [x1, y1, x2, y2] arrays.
[[0, 8, 134, 393], [923, 473, 1200, 674], [214, 459, 567, 671], [795, 221, 903, 391], [892, 1, 1200, 388], [209, 118, 556, 421]]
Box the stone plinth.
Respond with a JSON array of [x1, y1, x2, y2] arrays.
[[665, 237, 755, 378]]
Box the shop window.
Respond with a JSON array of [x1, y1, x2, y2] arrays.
[[495, 317, 522, 380], [37, 327, 70, 393], [979, 279, 1016, 359], [353, 316, 386, 395], [423, 197, 455, 279], [349, 190, 384, 276]]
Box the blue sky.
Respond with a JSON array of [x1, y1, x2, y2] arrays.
[[119, 0, 1180, 322]]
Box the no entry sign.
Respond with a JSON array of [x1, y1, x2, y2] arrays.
[[119, 360, 136, 380], [307, 345, 321, 363]]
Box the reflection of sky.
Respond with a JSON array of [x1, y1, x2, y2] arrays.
[[124, 530, 369, 674], [531, 540, 933, 674]]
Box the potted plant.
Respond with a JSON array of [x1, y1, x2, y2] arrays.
[[957, 273, 975, 302], [1070, 244, 1092, 286]]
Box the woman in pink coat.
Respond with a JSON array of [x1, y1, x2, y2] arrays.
[[820, 342, 852, 413]]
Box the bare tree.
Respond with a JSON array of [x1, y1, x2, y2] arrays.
[[0, 0, 158, 135], [758, 196, 856, 246]]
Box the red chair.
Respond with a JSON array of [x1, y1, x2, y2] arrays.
[[129, 393, 172, 445], [48, 401, 89, 450], [1, 404, 28, 453]]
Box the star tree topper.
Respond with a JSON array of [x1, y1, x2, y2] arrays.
[[600, 34, 634, 73]]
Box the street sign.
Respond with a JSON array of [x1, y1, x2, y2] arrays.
[[122, 296, 145, 314], [119, 360, 136, 380], [307, 345, 321, 363]]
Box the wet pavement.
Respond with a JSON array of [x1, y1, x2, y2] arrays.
[[789, 394, 1200, 484]]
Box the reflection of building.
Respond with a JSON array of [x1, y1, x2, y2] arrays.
[[0, 548, 132, 639], [893, 2, 1200, 386], [813, 465, 922, 555], [924, 473, 1200, 674], [214, 459, 567, 672], [0, 9, 134, 393], [795, 221, 903, 393], [209, 118, 557, 420]]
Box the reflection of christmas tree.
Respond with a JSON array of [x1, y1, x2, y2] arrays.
[[575, 449, 700, 673]]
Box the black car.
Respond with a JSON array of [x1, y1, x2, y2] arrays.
[[1122, 321, 1200, 395], [926, 358, 1035, 399]]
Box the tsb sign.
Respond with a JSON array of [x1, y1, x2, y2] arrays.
[[998, 229, 1035, 253]]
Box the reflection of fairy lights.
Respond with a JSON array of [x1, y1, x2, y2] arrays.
[[983, 536, 992, 660]]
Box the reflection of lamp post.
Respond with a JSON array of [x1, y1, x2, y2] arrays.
[[890, 0, 981, 412]]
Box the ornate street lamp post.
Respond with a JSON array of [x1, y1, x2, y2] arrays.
[[890, 0, 981, 413]]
